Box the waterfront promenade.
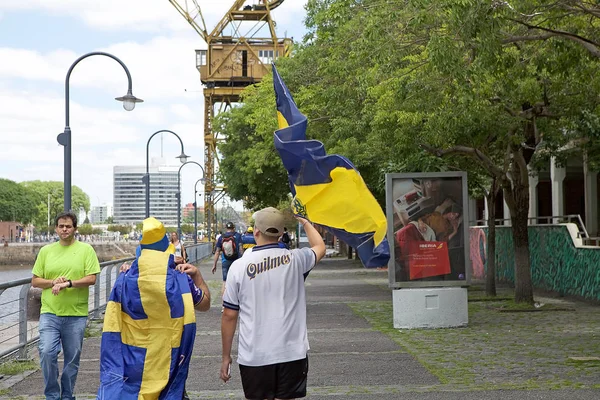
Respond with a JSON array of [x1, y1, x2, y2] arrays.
[[2, 256, 600, 399]]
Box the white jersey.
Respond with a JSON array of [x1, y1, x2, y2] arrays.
[[223, 243, 316, 367]]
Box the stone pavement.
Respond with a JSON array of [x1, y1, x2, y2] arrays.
[[2, 256, 600, 399]]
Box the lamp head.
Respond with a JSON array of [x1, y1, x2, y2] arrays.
[[115, 92, 144, 111], [177, 153, 189, 164]]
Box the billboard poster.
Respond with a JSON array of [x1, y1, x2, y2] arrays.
[[385, 172, 470, 288]]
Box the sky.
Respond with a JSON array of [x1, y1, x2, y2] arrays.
[[0, 0, 308, 211]]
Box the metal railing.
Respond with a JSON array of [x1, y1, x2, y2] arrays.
[[185, 242, 213, 264], [473, 214, 590, 239], [0, 242, 212, 362]]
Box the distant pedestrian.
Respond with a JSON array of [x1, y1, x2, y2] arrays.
[[170, 231, 187, 264], [31, 211, 101, 400], [220, 207, 326, 400], [279, 226, 291, 248], [241, 227, 256, 251], [212, 222, 242, 307]]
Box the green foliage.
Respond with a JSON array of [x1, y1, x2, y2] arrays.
[[107, 225, 130, 235], [105, 216, 114, 224], [77, 224, 103, 236], [0, 179, 39, 224], [215, 76, 291, 210], [181, 224, 194, 234], [19, 181, 90, 229], [213, 0, 600, 303], [78, 224, 94, 235]]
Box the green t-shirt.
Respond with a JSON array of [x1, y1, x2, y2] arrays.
[[32, 241, 101, 317]]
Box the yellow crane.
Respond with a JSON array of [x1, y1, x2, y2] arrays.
[[168, 0, 292, 238]]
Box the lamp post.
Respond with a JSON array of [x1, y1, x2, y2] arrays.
[[193, 178, 204, 244], [58, 52, 143, 212], [177, 161, 205, 238], [144, 130, 189, 218]]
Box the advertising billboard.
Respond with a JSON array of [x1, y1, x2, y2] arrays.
[[386, 172, 470, 288]]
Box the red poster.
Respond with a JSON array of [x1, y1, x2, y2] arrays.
[[408, 241, 451, 280]]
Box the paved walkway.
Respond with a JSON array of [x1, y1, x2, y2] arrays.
[[2, 257, 600, 399]]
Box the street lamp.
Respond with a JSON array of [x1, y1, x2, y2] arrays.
[[177, 161, 205, 238], [58, 51, 143, 212], [144, 130, 189, 218], [193, 178, 205, 244]]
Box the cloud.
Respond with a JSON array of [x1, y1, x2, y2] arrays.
[[0, 1, 302, 34], [0, 35, 205, 102], [0, 1, 308, 206]]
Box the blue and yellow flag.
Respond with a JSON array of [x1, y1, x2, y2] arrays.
[[97, 249, 196, 399], [272, 65, 390, 268]]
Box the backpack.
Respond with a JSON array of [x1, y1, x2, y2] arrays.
[[221, 233, 238, 261]]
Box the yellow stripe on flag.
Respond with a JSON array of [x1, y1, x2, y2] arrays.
[[294, 167, 387, 246]]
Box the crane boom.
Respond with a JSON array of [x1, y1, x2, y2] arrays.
[[168, 0, 208, 42]]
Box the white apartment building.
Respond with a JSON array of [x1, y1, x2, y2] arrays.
[[90, 204, 113, 224], [113, 161, 179, 225]]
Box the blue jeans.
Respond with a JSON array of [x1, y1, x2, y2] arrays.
[[222, 259, 233, 281], [38, 313, 87, 400]]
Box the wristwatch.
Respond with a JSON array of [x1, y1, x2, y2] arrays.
[[68, 280, 73, 288]]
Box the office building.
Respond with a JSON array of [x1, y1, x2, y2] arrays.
[[90, 204, 113, 224], [113, 161, 179, 225]]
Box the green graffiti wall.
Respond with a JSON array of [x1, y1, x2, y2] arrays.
[[469, 225, 600, 301]]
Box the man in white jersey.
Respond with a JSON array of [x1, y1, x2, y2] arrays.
[[220, 207, 325, 400]]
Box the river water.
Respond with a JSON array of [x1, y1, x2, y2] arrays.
[[0, 264, 33, 282]]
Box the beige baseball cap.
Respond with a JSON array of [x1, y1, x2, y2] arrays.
[[253, 207, 285, 237]]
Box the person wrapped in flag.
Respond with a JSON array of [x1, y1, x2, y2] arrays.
[[97, 217, 211, 400], [271, 64, 390, 268]]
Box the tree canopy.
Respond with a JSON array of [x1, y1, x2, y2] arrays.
[[0, 179, 39, 224], [19, 181, 91, 229], [214, 0, 600, 302]]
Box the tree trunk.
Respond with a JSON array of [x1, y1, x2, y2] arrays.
[[507, 186, 534, 304], [485, 179, 499, 297], [339, 241, 348, 257]]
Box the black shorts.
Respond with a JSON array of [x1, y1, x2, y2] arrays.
[[239, 356, 308, 400]]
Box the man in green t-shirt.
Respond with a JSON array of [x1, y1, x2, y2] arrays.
[[32, 211, 100, 400]]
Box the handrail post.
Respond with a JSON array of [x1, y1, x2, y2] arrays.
[[105, 264, 115, 305], [92, 278, 101, 320], [18, 284, 31, 359]]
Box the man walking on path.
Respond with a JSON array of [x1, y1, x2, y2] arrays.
[[212, 221, 242, 304], [32, 211, 101, 400], [241, 226, 257, 251], [220, 207, 326, 399]]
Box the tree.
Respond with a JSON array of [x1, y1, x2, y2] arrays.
[[181, 224, 194, 235], [215, 79, 292, 209], [215, 0, 600, 304], [299, 0, 600, 303], [78, 224, 94, 235], [0, 178, 39, 224], [105, 216, 114, 224], [499, 1, 600, 60], [20, 181, 91, 229], [107, 225, 130, 235]]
